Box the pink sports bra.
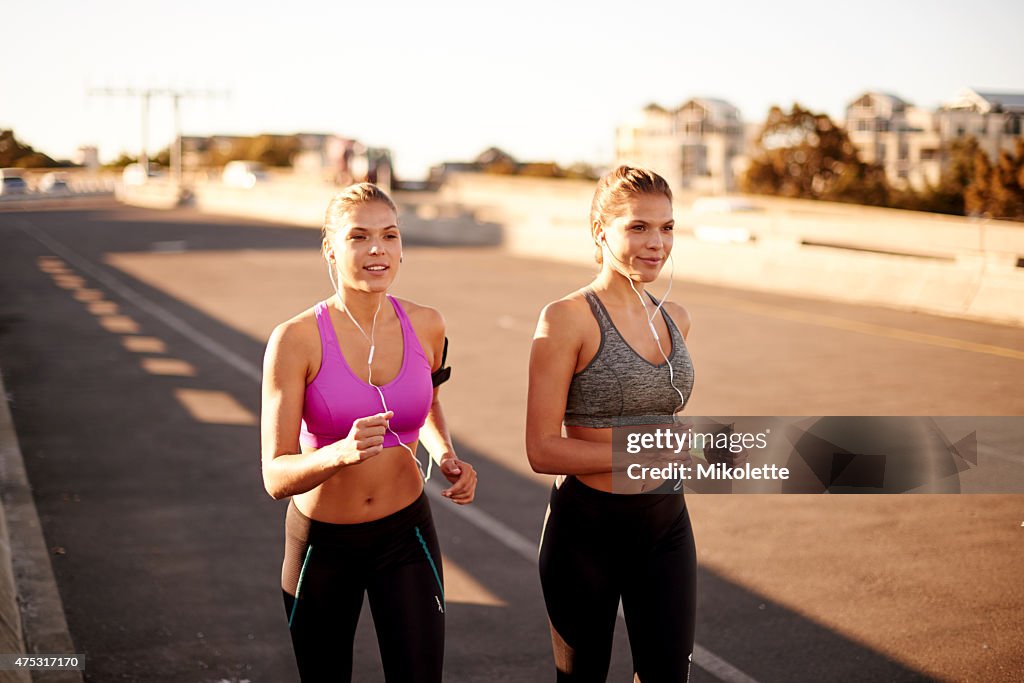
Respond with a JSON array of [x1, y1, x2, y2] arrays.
[[299, 297, 433, 450]]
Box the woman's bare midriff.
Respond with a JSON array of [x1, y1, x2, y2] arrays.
[[565, 425, 653, 494], [293, 442, 425, 524]]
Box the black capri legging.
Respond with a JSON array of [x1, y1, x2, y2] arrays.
[[281, 492, 445, 683], [539, 476, 697, 682]]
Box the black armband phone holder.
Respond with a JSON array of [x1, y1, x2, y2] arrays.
[[431, 336, 452, 387]]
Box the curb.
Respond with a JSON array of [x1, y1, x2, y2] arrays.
[[0, 369, 81, 682]]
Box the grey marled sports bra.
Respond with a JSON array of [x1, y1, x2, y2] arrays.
[[564, 288, 694, 428]]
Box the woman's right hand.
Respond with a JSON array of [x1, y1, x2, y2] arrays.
[[333, 411, 394, 466]]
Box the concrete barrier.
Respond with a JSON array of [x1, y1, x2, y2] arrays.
[[114, 172, 1023, 325], [0, 369, 81, 682], [436, 173, 1024, 326], [192, 179, 333, 227], [0, 375, 30, 682], [186, 180, 502, 246], [115, 181, 185, 210]]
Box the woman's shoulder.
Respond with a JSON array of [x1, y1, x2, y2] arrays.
[[267, 304, 322, 353], [392, 296, 444, 332], [546, 288, 593, 317], [661, 300, 692, 339], [536, 289, 594, 337], [391, 298, 445, 362]]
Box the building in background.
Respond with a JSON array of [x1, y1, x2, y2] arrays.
[[844, 88, 1024, 191], [615, 98, 747, 194], [934, 88, 1024, 162], [620, 88, 1024, 196], [75, 146, 100, 169], [844, 92, 942, 190]]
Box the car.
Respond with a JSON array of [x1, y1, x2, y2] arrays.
[[122, 163, 165, 186], [0, 176, 29, 196], [39, 173, 71, 194], [222, 160, 267, 189]]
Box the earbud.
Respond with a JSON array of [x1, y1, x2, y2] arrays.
[[598, 231, 639, 277], [400, 253, 404, 264]]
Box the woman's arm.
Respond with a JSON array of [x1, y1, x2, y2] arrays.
[[415, 308, 456, 465], [408, 304, 476, 503], [420, 387, 476, 504], [260, 320, 389, 500], [419, 387, 456, 468], [525, 299, 617, 475]]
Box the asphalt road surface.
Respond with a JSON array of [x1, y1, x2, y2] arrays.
[[1, 201, 1022, 682]]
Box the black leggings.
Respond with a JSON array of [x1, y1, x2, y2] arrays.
[[281, 493, 445, 682], [538, 476, 697, 682]]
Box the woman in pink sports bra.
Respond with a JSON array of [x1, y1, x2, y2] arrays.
[[261, 183, 476, 682]]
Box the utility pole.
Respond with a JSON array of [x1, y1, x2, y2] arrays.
[[89, 87, 228, 183]]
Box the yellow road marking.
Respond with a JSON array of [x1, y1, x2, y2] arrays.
[[690, 294, 1024, 361]]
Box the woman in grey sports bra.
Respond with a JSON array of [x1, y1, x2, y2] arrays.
[[527, 166, 698, 682]]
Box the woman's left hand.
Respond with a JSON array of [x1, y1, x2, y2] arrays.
[[439, 457, 477, 505]]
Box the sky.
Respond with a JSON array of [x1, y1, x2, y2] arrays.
[[4, 0, 1023, 179]]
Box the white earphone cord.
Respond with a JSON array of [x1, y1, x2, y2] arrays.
[[604, 244, 688, 492], [600, 239, 687, 415], [326, 258, 432, 481]]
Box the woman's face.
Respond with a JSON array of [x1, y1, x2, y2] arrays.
[[324, 201, 402, 293], [599, 193, 674, 281]]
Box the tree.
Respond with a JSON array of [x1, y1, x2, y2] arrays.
[[247, 134, 299, 167], [916, 136, 981, 215], [564, 162, 600, 180], [103, 153, 138, 169], [476, 147, 519, 175], [964, 139, 1024, 220], [986, 141, 1024, 218], [0, 129, 58, 168], [155, 148, 172, 167], [742, 104, 888, 206]]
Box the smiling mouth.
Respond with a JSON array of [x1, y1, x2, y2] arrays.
[[364, 265, 390, 272]]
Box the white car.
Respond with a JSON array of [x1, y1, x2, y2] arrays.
[[39, 172, 71, 194], [222, 161, 267, 189], [122, 163, 164, 186]]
